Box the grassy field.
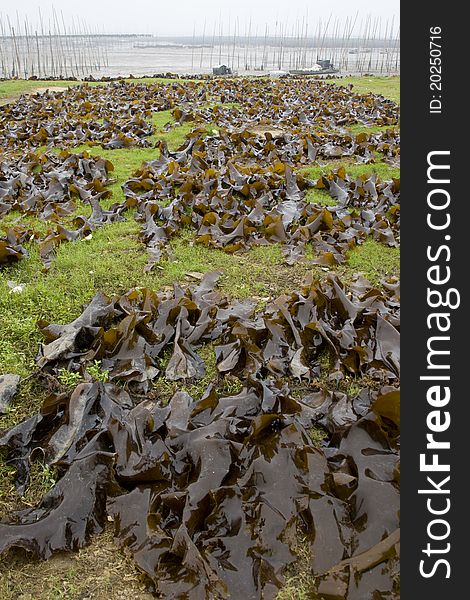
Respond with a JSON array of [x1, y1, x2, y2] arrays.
[[0, 74, 400, 103], [0, 75, 400, 599], [330, 75, 400, 103], [0, 77, 194, 104]]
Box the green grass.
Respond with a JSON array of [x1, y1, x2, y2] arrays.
[[0, 78, 198, 104], [346, 123, 399, 135], [276, 537, 314, 600], [0, 226, 320, 378], [0, 74, 400, 600], [0, 212, 54, 235], [303, 159, 400, 182], [305, 188, 334, 207], [68, 145, 157, 204], [151, 111, 194, 150], [346, 237, 400, 284], [0, 219, 141, 376], [305, 188, 336, 207], [308, 426, 328, 448], [329, 75, 400, 103], [0, 80, 77, 101]]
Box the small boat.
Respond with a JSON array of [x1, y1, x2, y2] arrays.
[[269, 70, 289, 78], [289, 67, 339, 75], [289, 59, 339, 75], [133, 43, 184, 49], [212, 65, 233, 76]]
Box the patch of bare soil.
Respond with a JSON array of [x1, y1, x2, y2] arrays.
[[247, 125, 286, 138], [0, 526, 154, 600], [30, 86, 68, 95], [0, 86, 67, 106]]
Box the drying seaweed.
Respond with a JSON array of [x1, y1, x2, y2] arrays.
[[0, 274, 399, 598], [0, 79, 399, 154], [125, 140, 399, 270], [1, 79, 400, 272], [0, 150, 124, 269], [0, 76, 400, 599]]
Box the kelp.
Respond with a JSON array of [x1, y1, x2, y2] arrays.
[[0, 273, 400, 598], [0, 150, 125, 269], [1, 79, 399, 272], [32, 272, 399, 387], [0, 150, 115, 219], [123, 137, 399, 269], [0, 137, 399, 273], [0, 225, 30, 266], [0, 76, 400, 598], [0, 83, 157, 150], [0, 79, 399, 153]]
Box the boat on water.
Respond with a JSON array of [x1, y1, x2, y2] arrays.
[[134, 43, 211, 49], [212, 64, 233, 76], [269, 70, 289, 78], [289, 67, 339, 75], [289, 59, 339, 75]]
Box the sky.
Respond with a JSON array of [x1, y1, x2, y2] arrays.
[[2, 1, 400, 36]]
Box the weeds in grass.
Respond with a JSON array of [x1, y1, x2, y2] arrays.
[[0, 74, 400, 599], [276, 537, 315, 600], [347, 237, 400, 284], [303, 159, 400, 182], [87, 360, 110, 382], [57, 369, 83, 388]]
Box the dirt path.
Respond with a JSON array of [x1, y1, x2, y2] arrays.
[[27, 86, 68, 95], [0, 526, 154, 599], [0, 85, 68, 106]]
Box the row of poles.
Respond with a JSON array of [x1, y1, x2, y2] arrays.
[[0, 9, 399, 80], [190, 13, 400, 74], [0, 9, 108, 79]]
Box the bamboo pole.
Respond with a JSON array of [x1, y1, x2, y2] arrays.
[[199, 18, 206, 69]]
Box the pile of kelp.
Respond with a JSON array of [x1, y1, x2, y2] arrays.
[[0, 141, 399, 274], [0, 84, 157, 149], [1, 77, 400, 597], [0, 150, 125, 269], [125, 137, 399, 269], [0, 78, 400, 272], [0, 272, 399, 599], [0, 79, 399, 154]]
